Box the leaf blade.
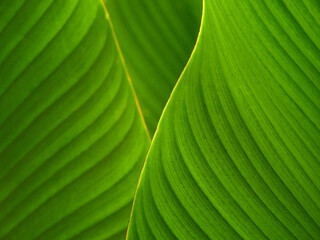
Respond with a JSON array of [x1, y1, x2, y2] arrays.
[[105, 0, 202, 133], [0, 1, 149, 239], [128, 0, 320, 239]]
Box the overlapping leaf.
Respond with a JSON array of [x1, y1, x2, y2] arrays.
[[128, 0, 320, 239], [105, 0, 202, 133], [0, 0, 149, 239]]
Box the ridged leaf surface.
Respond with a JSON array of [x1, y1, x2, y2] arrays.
[[128, 0, 320, 239], [105, 0, 202, 133], [0, 1, 149, 239]]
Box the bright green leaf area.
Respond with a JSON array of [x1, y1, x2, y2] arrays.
[[128, 0, 320, 239], [0, 0, 149, 239], [105, 0, 202, 134]]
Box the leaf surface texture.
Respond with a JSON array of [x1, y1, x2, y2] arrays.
[[105, 0, 202, 133], [128, 0, 320, 239], [0, 1, 149, 239]]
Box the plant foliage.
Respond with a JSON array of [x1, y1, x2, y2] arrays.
[[0, 1, 149, 239], [0, 0, 319, 239]]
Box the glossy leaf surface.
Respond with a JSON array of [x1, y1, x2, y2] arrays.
[[128, 0, 320, 239], [0, 1, 149, 239]]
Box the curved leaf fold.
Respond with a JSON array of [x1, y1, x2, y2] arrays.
[[0, 1, 149, 239], [105, 0, 202, 133], [128, 0, 320, 239]]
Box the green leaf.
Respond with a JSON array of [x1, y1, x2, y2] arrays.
[[128, 0, 320, 239], [0, 0, 149, 239], [105, 0, 202, 134]]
